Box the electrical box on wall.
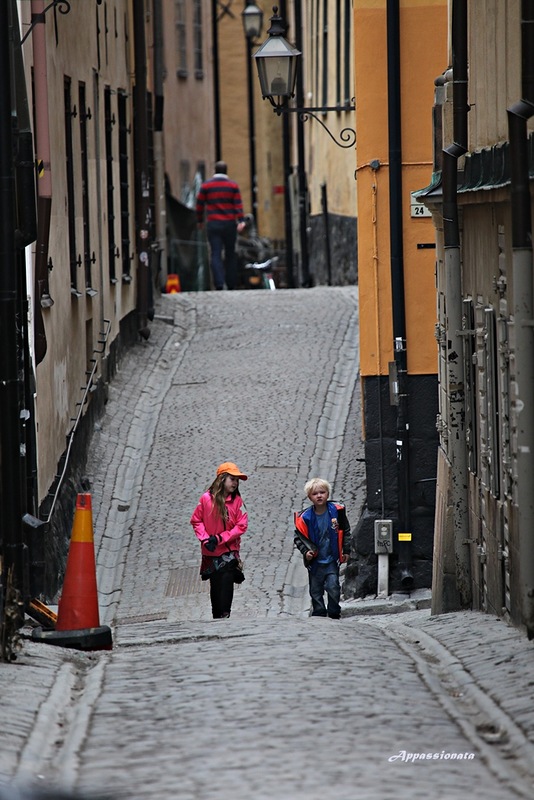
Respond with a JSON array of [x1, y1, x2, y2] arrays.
[[374, 520, 393, 554]]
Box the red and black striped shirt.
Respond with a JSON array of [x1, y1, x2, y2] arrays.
[[196, 174, 244, 225]]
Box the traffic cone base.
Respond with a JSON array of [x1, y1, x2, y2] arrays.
[[32, 625, 113, 651]]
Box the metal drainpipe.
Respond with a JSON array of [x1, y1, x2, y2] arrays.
[[441, 0, 471, 609], [294, 0, 311, 287], [279, 0, 294, 288], [132, 0, 151, 339], [245, 30, 258, 224], [11, 0, 39, 518], [386, 0, 413, 589], [0, 0, 25, 612], [507, 0, 534, 638], [153, 0, 167, 287], [211, 0, 221, 162]]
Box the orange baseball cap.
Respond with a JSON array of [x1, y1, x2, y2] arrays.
[[216, 461, 248, 480]]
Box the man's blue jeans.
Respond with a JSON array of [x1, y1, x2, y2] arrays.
[[207, 220, 238, 290], [309, 562, 341, 618]]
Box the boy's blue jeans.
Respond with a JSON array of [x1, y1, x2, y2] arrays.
[[309, 562, 341, 618]]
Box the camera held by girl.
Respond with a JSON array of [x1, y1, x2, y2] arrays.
[[190, 462, 248, 619]]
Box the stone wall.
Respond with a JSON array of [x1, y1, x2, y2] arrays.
[[307, 213, 357, 286]]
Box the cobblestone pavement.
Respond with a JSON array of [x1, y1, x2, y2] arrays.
[[1, 288, 534, 800]]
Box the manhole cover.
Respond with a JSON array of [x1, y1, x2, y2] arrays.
[[166, 566, 209, 597]]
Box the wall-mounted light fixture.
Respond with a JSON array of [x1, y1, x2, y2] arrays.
[[253, 6, 356, 149], [242, 2, 263, 40]]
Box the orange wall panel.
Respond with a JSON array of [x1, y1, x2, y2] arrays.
[[355, 0, 447, 376]]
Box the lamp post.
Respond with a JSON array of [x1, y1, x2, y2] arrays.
[[241, 3, 263, 225]]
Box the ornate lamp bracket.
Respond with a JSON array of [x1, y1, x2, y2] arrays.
[[274, 104, 356, 149]]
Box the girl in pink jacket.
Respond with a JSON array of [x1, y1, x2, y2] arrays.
[[190, 462, 248, 618]]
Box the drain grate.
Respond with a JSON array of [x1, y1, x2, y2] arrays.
[[118, 612, 168, 625], [165, 566, 209, 597]]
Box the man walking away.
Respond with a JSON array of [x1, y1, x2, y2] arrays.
[[196, 161, 246, 290]]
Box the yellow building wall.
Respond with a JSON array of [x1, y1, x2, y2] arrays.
[[355, 0, 447, 377], [303, 0, 357, 221], [218, 3, 285, 240]]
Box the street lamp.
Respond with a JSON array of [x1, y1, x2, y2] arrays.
[[242, 2, 263, 39], [253, 5, 356, 149], [241, 3, 263, 225], [252, 7, 300, 112]]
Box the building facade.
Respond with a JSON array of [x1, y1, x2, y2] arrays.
[[0, 0, 211, 621], [344, 0, 448, 598], [427, 0, 534, 638], [300, 0, 357, 287]]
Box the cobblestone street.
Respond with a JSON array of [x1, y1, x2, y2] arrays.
[[1, 288, 534, 800]]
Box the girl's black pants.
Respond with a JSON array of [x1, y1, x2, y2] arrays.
[[209, 566, 235, 618]]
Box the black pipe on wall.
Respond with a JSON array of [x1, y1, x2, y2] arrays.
[[0, 0, 25, 612], [294, 0, 310, 287], [211, 0, 222, 161], [442, 0, 468, 250], [132, 0, 151, 339], [439, 0, 471, 611], [386, 0, 413, 588]]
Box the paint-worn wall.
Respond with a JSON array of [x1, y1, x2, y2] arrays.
[[18, 1, 138, 506]]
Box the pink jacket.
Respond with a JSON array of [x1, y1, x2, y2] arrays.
[[190, 491, 248, 557]]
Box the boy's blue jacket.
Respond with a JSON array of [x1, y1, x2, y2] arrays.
[[294, 501, 351, 572]]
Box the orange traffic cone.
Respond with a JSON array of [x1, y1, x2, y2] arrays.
[[57, 493, 100, 630], [32, 493, 112, 650], [165, 273, 181, 293]]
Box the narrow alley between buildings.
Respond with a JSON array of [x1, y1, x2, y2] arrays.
[[1, 287, 534, 800]]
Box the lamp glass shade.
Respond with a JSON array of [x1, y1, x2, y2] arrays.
[[242, 4, 263, 40], [253, 35, 300, 102]]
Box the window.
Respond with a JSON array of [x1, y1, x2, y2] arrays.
[[176, 0, 187, 76], [104, 86, 117, 284], [79, 82, 96, 295], [180, 159, 190, 194], [64, 76, 79, 295], [117, 91, 132, 282], [193, 0, 203, 77]]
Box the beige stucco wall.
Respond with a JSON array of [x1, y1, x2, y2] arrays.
[[161, 0, 215, 201], [302, 0, 357, 221], [19, 0, 137, 504], [218, 3, 286, 240], [467, 0, 522, 148]]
